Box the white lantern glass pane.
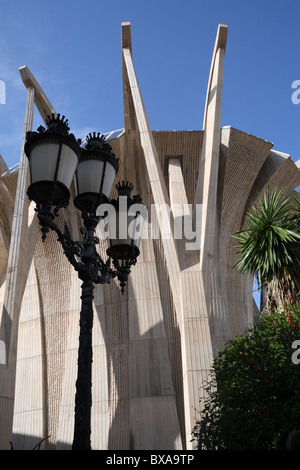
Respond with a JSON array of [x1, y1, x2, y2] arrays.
[[76, 159, 104, 195], [107, 209, 117, 243], [102, 162, 116, 197], [56, 144, 79, 189], [108, 213, 139, 246], [128, 213, 145, 247], [30, 143, 59, 183]]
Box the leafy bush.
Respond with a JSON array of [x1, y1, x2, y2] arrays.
[[193, 306, 300, 450]]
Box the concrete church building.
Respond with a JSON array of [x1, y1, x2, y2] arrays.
[[0, 22, 299, 450]]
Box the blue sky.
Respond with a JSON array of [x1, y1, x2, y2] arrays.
[[0, 0, 300, 170]]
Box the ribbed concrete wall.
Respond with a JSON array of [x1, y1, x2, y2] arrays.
[[0, 22, 299, 451], [2, 125, 300, 451]]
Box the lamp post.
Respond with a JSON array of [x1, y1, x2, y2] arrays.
[[25, 114, 145, 450]]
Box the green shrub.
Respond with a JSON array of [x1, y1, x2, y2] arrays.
[[193, 306, 300, 450]]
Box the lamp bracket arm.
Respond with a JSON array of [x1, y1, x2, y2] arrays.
[[53, 221, 116, 284], [53, 221, 85, 272], [94, 255, 117, 284]]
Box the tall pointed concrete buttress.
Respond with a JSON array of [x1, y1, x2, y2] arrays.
[[121, 22, 223, 449], [0, 67, 56, 449], [121, 22, 183, 449], [196, 25, 227, 281], [0, 85, 35, 449], [178, 25, 228, 447], [122, 22, 181, 309], [19, 66, 56, 123]]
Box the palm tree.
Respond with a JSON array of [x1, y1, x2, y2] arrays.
[[233, 188, 300, 311]]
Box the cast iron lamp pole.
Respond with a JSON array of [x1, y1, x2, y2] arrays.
[[25, 114, 145, 450]]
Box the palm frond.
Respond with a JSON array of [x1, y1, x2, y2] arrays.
[[233, 187, 300, 309]]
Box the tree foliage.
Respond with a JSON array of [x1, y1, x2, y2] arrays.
[[192, 306, 300, 450], [233, 188, 300, 310]]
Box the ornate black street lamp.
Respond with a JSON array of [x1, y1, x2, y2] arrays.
[[25, 114, 145, 450]]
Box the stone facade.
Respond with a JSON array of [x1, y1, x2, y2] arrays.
[[0, 22, 299, 450]]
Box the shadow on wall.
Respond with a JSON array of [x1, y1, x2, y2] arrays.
[[95, 262, 185, 450], [10, 434, 52, 450]]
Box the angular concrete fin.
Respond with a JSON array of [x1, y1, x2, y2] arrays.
[[121, 23, 138, 134], [202, 24, 227, 129], [0, 154, 8, 174], [19, 66, 56, 123], [195, 24, 227, 207], [2, 86, 35, 362], [121, 24, 182, 319], [121, 21, 132, 54]]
